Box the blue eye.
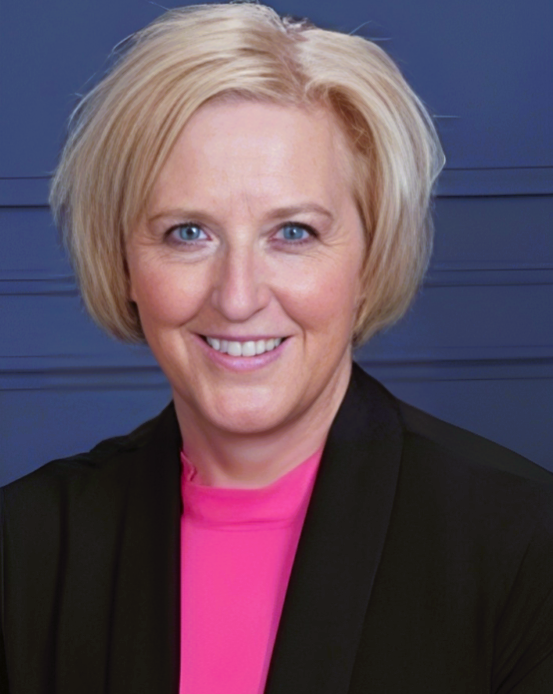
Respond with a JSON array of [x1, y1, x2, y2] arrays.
[[172, 224, 207, 242], [279, 224, 312, 242]]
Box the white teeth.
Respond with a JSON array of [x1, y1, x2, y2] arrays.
[[227, 341, 242, 357], [242, 341, 256, 357], [255, 339, 265, 355], [205, 337, 283, 356]]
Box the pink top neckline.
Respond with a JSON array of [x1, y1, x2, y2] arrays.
[[180, 449, 323, 527]]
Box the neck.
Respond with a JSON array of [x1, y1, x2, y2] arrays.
[[173, 361, 352, 489]]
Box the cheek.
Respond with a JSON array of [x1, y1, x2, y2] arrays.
[[283, 258, 362, 335], [129, 261, 207, 329]]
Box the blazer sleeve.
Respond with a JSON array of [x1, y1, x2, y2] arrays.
[[0, 626, 8, 694], [508, 657, 553, 694], [493, 486, 553, 693], [499, 607, 553, 694], [1, 490, 10, 693]]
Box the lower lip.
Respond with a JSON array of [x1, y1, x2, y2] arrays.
[[195, 336, 288, 372]]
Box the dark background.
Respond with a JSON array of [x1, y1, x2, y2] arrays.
[[1, 0, 552, 484]]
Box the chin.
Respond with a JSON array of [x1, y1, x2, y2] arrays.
[[192, 386, 300, 436], [210, 403, 291, 436]]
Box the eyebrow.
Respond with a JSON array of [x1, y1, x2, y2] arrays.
[[265, 204, 334, 222], [146, 203, 334, 225]]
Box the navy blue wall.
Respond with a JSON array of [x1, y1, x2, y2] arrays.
[[1, 0, 552, 484]]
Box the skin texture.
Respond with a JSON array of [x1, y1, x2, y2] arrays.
[[127, 100, 366, 487]]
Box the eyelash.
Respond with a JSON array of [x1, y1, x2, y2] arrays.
[[166, 222, 318, 246]]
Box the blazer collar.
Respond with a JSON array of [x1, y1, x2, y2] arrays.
[[100, 362, 403, 694]]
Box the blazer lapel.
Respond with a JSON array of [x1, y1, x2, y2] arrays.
[[265, 364, 404, 694], [105, 405, 182, 694]]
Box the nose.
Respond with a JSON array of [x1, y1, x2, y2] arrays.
[[211, 243, 271, 322]]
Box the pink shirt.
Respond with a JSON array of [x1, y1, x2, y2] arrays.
[[179, 449, 322, 694]]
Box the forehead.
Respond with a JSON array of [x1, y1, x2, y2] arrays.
[[148, 99, 355, 213]]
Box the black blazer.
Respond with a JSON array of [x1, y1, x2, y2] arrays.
[[2, 364, 553, 693]]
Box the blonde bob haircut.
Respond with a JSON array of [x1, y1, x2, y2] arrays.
[[50, 1, 445, 346]]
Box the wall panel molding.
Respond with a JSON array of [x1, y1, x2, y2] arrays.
[[425, 263, 553, 287], [435, 167, 553, 197], [0, 276, 77, 296], [2, 167, 552, 207], [2, 264, 552, 297], [1, 352, 551, 392], [0, 178, 50, 207]]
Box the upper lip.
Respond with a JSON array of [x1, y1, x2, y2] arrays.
[[200, 334, 287, 341]]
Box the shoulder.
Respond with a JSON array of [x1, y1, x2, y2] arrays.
[[0, 403, 179, 623], [352, 360, 552, 481], [0, 403, 176, 519], [351, 362, 553, 541], [393, 394, 553, 542], [397, 395, 553, 484], [389, 381, 553, 526]]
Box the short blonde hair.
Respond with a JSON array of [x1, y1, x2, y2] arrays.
[[50, 2, 445, 346]]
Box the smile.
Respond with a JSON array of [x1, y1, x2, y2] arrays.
[[203, 337, 284, 357]]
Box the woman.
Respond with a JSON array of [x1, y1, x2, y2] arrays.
[[1, 3, 552, 693]]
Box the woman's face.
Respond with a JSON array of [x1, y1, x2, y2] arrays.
[[127, 100, 365, 438]]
